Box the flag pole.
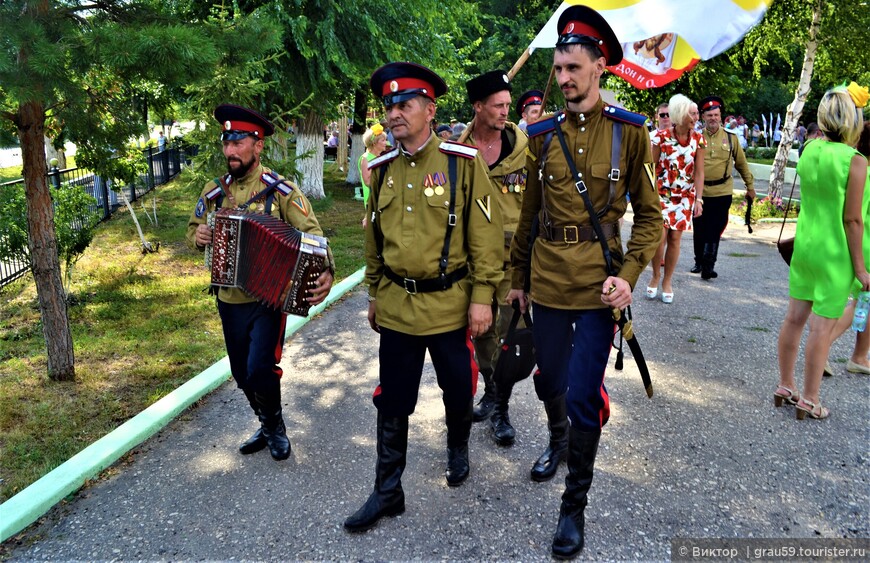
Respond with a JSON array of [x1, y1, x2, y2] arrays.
[[539, 64, 557, 113], [457, 48, 533, 144]]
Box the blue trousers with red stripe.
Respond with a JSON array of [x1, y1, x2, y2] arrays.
[[531, 304, 614, 431], [373, 326, 476, 417], [217, 300, 286, 394]]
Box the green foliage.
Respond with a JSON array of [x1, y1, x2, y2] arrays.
[[0, 181, 100, 287], [745, 146, 778, 160], [732, 194, 799, 221]]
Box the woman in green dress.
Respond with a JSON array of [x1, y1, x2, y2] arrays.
[[775, 83, 870, 420], [358, 124, 387, 228]]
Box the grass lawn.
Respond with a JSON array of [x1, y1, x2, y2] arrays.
[[0, 164, 365, 502]]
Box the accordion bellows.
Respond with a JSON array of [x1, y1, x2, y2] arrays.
[[205, 209, 329, 317]]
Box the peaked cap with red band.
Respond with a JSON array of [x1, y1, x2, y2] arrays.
[[214, 104, 275, 141], [516, 89, 545, 117], [370, 62, 447, 106], [556, 5, 623, 66], [699, 96, 725, 114]]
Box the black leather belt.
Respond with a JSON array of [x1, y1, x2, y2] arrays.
[[543, 222, 619, 244], [704, 176, 729, 186], [383, 265, 468, 294]]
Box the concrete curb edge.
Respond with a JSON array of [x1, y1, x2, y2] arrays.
[[0, 267, 365, 543]]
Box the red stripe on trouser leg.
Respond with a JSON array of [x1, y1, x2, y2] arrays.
[[272, 314, 287, 378], [373, 385, 383, 398], [466, 328, 479, 396], [598, 321, 617, 426]]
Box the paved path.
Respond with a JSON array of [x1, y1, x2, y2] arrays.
[[5, 217, 868, 562]]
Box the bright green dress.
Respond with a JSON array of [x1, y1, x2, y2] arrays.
[[358, 151, 377, 207], [791, 140, 870, 318]]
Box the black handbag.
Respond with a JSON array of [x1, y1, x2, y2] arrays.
[[777, 175, 799, 266], [493, 301, 537, 387]]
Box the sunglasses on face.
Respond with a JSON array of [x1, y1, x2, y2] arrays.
[[658, 112, 669, 118]]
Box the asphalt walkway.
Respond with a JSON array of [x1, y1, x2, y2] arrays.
[[5, 216, 868, 562]]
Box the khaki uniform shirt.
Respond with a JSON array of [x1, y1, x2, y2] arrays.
[[469, 122, 529, 263], [186, 163, 335, 305], [365, 133, 504, 335], [511, 98, 662, 309], [702, 127, 754, 198]]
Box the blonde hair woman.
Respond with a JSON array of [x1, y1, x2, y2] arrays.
[[359, 124, 387, 227], [775, 82, 869, 419]]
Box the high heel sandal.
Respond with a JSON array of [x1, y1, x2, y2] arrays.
[[795, 398, 829, 420], [773, 385, 799, 407], [661, 292, 674, 304], [645, 286, 658, 299]]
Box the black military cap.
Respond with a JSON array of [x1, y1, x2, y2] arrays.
[[556, 5, 623, 66], [466, 70, 512, 104], [370, 62, 448, 106], [516, 89, 545, 117], [699, 96, 725, 114], [214, 104, 275, 141]]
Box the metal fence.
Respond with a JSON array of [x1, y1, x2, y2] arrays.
[[0, 143, 194, 288]]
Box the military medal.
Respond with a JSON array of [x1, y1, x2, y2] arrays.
[[433, 172, 446, 196], [387, 176, 394, 188], [434, 186, 444, 196], [424, 187, 435, 197]]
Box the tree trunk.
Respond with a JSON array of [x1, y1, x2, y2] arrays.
[[337, 108, 349, 173], [19, 100, 75, 381], [346, 89, 367, 186], [296, 107, 325, 199], [768, 0, 822, 200]]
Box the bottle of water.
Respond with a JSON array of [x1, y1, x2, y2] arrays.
[[852, 291, 870, 332]]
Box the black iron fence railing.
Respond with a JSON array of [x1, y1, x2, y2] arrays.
[[0, 143, 196, 288]]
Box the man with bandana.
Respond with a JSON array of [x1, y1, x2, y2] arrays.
[[506, 6, 662, 559], [187, 104, 334, 462], [344, 62, 503, 533]]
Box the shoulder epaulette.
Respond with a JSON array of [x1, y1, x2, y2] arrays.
[[602, 105, 647, 127], [439, 141, 478, 159], [205, 175, 231, 200], [260, 170, 295, 196], [369, 148, 400, 169], [527, 113, 565, 138]]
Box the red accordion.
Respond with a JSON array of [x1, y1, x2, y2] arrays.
[[205, 208, 329, 317]]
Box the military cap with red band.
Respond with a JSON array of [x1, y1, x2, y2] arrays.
[[370, 62, 448, 106], [699, 96, 725, 114], [516, 89, 545, 117], [556, 5, 623, 66], [214, 104, 275, 141]]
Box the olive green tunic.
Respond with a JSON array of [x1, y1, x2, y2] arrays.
[[186, 163, 335, 305], [511, 98, 662, 309], [365, 133, 504, 335], [702, 127, 754, 197]]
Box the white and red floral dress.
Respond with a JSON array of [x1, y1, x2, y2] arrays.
[[651, 128, 707, 231]]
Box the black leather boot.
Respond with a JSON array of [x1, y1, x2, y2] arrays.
[[551, 428, 601, 560], [689, 262, 702, 274], [255, 390, 291, 461], [701, 242, 719, 280], [490, 382, 515, 446], [472, 368, 496, 422], [344, 413, 408, 533], [239, 388, 267, 455], [445, 401, 472, 486], [690, 232, 703, 273], [531, 395, 568, 482]]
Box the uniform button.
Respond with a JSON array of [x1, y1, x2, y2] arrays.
[[548, 175, 554, 180], [578, 172, 583, 178], [581, 127, 586, 132], [579, 114, 585, 121], [578, 148, 584, 154], [407, 183, 413, 189], [410, 162, 416, 167], [406, 206, 412, 212], [444, 201, 449, 206]]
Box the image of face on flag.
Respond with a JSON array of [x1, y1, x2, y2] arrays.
[[530, 0, 772, 90]]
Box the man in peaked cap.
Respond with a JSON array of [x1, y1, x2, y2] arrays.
[[464, 70, 530, 448], [693, 95, 755, 279], [505, 5, 662, 559], [187, 104, 334, 462], [344, 62, 503, 533], [517, 89, 545, 133]]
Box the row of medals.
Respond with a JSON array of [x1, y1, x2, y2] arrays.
[[502, 172, 527, 194]]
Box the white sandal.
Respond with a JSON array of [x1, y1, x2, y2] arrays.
[[645, 286, 658, 299]]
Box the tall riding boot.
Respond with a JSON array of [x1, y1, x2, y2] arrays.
[[445, 401, 472, 486], [701, 242, 719, 280], [690, 233, 703, 273], [239, 388, 267, 455], [490, 382, 516, 446], [254, 390, 291, 461], [344, 413, 408, 532], [551, 428, 601, 560], [472, 368, 497, 422], [531, 394, 568, 482]]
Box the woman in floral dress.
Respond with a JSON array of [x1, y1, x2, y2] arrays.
[[647, 94, 706, 303]]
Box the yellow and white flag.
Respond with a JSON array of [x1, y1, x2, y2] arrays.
[[530, 0, 771, 89]]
